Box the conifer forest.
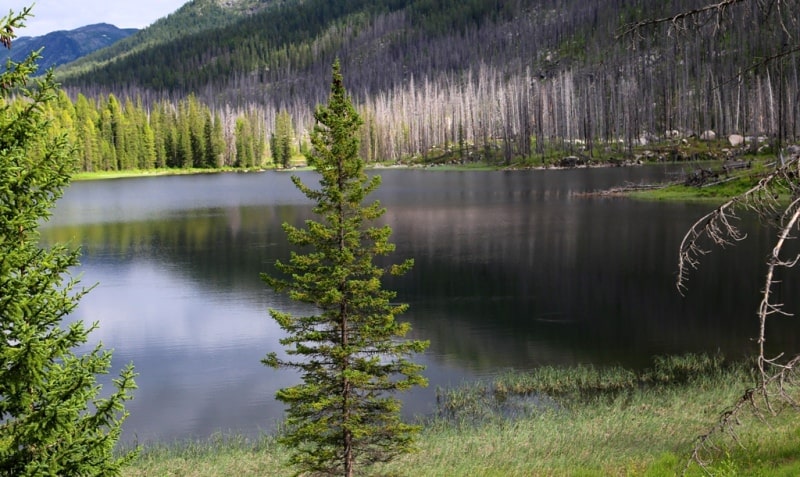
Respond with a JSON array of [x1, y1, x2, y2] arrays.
[[17, 0, 790, 172]]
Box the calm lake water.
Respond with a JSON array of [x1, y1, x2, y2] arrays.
[[40, 166, 800, 444]]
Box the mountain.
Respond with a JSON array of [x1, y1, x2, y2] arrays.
[[55, 0, 295, 80], [1, 24, 137, 71]]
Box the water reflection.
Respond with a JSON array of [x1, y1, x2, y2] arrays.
[[39, 168, 800, 443]]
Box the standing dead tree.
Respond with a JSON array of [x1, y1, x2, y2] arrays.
[[622, 0, 800, 473]]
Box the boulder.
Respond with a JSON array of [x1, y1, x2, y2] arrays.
[[559, 156, 581, 168], [700, 130, 717, 141], [728, 134, 744, 147]]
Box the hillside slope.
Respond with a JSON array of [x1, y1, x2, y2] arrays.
[[55, 0, 298, 80]]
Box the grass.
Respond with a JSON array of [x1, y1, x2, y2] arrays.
[[70, 162, 498, 181], [629, 180, 752, 202], [71, 166, 284, 181], [121, 354, 800, 476], [122, 434, 289, 476], [630, 158, 779, 202]]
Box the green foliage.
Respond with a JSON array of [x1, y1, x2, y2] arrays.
[[0, 8, 136, 476], [271, 109, 294, 168], [261, 61, 428, 476], [37, 92, 262, 172], [234, 111, 267, 168]]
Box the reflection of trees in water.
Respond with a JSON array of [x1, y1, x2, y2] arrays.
[[40, 192, 800, 372], [41, 204, 309, 292], [386, 203, 800, 371]]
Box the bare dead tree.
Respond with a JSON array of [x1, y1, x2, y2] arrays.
[[622, 0, 800, 473], [676, 144, 800, 475]]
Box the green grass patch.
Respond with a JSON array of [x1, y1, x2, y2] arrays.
[[121, 354, 800, 476], [72, 167, 273, 181], [630, 180, 753, 202], [631, 161, 774, 202], [121, 434, 291, 477]]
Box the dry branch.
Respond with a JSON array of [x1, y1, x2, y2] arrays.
[[675, 155, 800, 473], [617, 0, 748, 39]]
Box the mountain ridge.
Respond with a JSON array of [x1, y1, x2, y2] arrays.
[[1, 23, 137, 71]]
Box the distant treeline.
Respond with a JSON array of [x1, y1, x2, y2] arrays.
[[37, 58, 800, 174], [52, 0, 800, 169], [41, 92, 277, 171]]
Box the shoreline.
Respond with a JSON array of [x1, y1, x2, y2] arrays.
[[71, 158, 659, 182]]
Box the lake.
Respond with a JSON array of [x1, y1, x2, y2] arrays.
[[40, 166, 800, 444]]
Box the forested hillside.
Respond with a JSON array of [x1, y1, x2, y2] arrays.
[[44, 0, 800, 170], [56, 0, 289, 80]]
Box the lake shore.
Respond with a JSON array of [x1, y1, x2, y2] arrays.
[[122, 356, 800, 476], [70, 159, 649, 181]]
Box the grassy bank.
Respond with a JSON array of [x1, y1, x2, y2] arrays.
[[629, 157, 780, 202], [71, 163, 502, 181], [122, 355, 800, 476], [71, 167, 274, 181]]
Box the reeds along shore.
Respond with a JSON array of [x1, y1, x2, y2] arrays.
[[123, 354, 800, 476]]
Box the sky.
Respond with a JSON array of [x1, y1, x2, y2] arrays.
[[5, 1, 190, 37]]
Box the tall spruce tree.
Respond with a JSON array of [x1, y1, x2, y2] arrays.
[[0, 8, 136, 476], [273, 109, 294, 168], [262, 61, 428, 477]]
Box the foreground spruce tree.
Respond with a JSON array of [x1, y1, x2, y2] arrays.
[[262, 61, 428, 477], [0, 8, 136, 476]]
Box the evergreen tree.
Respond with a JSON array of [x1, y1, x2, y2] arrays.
[[105, 94, 128, 170], [0, 8, 136, 476], [269, 132, 279, 167], [185, 96, 206, 168], [177, 105, 193, 169], [204, 111, 225, 168], [140, 120, 157, 170], [234, 116, 254, 167], [262, 61, 428, 477], [149, 103, 169, 168], [74, 94, 101, 172], [273, 109, 294, 168]]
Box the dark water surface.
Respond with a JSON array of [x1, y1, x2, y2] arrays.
[[40, 167, 800, 443]]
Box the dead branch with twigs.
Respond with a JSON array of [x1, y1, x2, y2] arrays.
[[676, 153, 800, 473], [617, 0, 748, 40], [618, 0, 797, 41], [618, 0, 800, 93], [685, 386, 756, 474], [617, 1, 800, 469]]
